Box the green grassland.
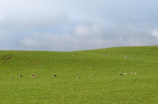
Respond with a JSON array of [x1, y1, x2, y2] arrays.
[[0, 46, 158, 104]]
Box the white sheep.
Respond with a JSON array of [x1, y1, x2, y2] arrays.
[[92, 74, 95, 76], [124, 73, 127, 75], [89, 76, 92, 78], [124, 56, 128, 58]]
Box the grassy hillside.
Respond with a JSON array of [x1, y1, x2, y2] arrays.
[[0, 46, 158, 104]]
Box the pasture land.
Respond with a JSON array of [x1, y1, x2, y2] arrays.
[[0, 46, 158, 103]]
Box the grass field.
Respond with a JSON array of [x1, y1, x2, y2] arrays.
[[0, 46, 158, 104]]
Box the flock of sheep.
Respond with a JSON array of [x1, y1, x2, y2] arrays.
[[119, 72, 137, 76], [77, 73, 95, 79], [10, 66, 94, 79], [10, 74, 57, 79], [10, 73, 94, 79], [10, 55, 135, 79], [120, 56, 137, 75], [124, 56, 134, 59]]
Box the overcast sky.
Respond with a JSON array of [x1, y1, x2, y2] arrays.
[[0, 0, 158, 51]]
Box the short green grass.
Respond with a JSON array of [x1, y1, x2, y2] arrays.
[[0, 46, 158, 104]]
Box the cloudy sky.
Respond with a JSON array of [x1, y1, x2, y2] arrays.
[[0, 0, 158, 51]]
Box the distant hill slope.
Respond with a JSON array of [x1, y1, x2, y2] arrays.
[[0, 46, 158, 70]]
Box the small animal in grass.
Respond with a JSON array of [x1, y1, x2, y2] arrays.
[[124, 56, 128, 58], [53, 74, 56, 77], [92, 74, 95, 76], [10, 77, 13, 79], [89, 67, 92, 69], [119, 73, 122, 75], [19, 75, 23, 77], [89, 76, 92, 78], [134, 72, 138, 74], [77, 76, 80, 79], [132, 57, 134, 59], [124, 73, 127, 75], [31, 74, 36, 77], [41, 66, 44, 68]]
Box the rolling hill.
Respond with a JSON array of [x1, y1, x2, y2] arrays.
[[0, 46, 158, 104]]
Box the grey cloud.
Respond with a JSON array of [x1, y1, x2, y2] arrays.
[[65, 0, 158, 29], [17, 24, 158, 51], [18, 33, 74, 51], [1, 0, 158, 51], [1, 0, 158, 30]]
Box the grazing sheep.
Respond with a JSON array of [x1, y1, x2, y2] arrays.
[[124, 73, 127, 75], [124, 56, 128, 58], [89, 76, 92, 78], [19, 75, 23, 77], [53, 74, 56, 77], [131, 72, 133, 74], [132, 57, 134, 59], [10, 77, 13, 79], [119, 73, 122, 75], [134, 72, 137, 74], [77, 76, 80, 79], [92, 74, 95, 76], [89, 67, 92, 69], [31, 74, 36, 77]]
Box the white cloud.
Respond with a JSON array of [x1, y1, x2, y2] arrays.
[[150, 29, 158, 38], [72, 24, 104, 39], [20, 38, 38, 48]]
